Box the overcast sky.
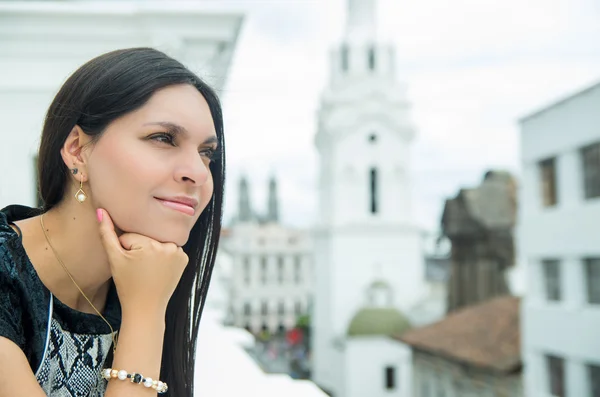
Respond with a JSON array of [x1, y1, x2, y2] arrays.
[[219, 0, 600, 233]]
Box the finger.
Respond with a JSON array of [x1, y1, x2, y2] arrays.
[[97, 209, 124, 257], [119, 233, 153, 251]]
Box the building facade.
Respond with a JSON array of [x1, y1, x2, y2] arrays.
[[519, 81, 600, 397], [311, 0, 428, 395], [0, 0, 243, 208], [399, 296, 522, 397], [221, 176, 313, 334]]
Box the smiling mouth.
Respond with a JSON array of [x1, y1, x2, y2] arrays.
[[155, 198, 196, 216]]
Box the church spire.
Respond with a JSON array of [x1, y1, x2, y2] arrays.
[[238, 175, 252, 222], [328, 0, 395, 82], [345, 0, 377, 43], [266, 175, 279, 223]]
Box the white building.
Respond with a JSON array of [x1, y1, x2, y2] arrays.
[[519, 81, 600, 397], [0, 0, 242, 208], [199, 242, 328, 397], [312, 0, 432, 395], [221, 176, 314, 334]]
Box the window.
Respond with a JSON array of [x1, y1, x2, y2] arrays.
[[277, 256, 284, 284], [539, 157, 558, 207], [546, 355, 565, 397], [261, 301, 269, 316], [243, 302, 251, 316], [278, 301, 285, 316], [243, 256, 250, 285], [384, 366, 396, 390], [542, 259, 561, 301], [341, 45, 349, 72], [260, 256, 267, 284], [369, 168, 378, 214], [581, 142, 600, 199], [585, 258, 600, 304], [588, 364, 600, 397], [368, 46, 376, 70], [295, 301, 302, 316], [294, 256, 302, 284]]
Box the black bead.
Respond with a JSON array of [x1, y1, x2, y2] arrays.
[[127, 374, 132, 379], [133, 373, 143, 384]]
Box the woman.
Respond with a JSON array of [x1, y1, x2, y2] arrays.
[[0, 47, 224, 396]]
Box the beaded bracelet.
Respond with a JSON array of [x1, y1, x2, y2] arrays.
[[102, 368, 168, 394]]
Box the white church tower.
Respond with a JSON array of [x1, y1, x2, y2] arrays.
[[312, 1, 426, 395]]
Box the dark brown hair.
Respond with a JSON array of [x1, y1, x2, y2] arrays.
[[37, 47, 225, 396]]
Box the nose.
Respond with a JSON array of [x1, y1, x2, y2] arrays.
[[174, 149, 210, 186]]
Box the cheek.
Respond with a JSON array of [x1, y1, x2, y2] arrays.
[[88, 140, 163, 207], [199, 174, 215, 212]]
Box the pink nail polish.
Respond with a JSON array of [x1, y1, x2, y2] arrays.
[[96, 209, 103, 222]]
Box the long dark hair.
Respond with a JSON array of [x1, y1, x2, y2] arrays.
[[37, 47, 225, 396]]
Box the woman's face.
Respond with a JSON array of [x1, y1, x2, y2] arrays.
[[84, 84, 218, 246]]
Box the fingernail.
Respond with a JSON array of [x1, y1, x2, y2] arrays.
[[96, 209, 103, 223]]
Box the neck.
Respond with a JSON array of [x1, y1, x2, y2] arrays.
[[35, 200, 112, 313]]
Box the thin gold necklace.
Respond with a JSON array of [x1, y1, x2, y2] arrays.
[[40, 214, 118, 353]]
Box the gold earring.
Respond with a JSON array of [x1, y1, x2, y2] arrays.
[[75, 176, 87, 203]]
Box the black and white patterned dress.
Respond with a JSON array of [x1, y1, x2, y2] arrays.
[[0, 205, 121, 397]]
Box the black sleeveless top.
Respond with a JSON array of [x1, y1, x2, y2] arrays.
[[0, 205, 121, 396]]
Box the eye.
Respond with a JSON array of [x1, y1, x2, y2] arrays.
[[200, 147, 220, 161], [149, 132, 176, 146]]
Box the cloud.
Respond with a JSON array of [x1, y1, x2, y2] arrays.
[[221, 0, 600, 230]]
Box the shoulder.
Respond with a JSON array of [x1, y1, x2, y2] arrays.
[[0, 209, 29, 285], [0, 206, 48, 356], [0, 205, 42, 277]]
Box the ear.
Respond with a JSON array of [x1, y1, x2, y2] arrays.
[[60, 125, 93, 181]]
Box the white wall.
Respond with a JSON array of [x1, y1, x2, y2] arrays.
[[345, 337, 412, 397], [412, 351, 522, 397], [519, 82, 600, 397]]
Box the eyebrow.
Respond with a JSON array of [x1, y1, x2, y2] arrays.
[[144, 121, 218, 145]]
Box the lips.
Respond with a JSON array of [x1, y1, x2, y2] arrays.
[[155, 196, 199, 216]]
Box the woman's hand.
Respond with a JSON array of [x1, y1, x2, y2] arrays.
[[96, 208, 189, 316]]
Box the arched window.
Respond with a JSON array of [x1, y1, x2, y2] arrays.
[[368, 280, 393, 306]]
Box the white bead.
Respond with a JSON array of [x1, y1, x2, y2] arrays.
[[157, 381, 164, 390], [117, 370, 128, 380], [143, 378, 153, 388], [77, 193, 86, 202], [102, 369, 112, 379]]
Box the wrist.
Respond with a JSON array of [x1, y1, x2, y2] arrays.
[[121, 306, 166, 328]]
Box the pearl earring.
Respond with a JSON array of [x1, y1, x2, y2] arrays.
[[73, 170, 87, 203]]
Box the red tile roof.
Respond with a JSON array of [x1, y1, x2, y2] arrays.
[[396, 295, 521, 373]]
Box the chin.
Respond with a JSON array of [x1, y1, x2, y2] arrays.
[[152, 230, 190, 247]]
